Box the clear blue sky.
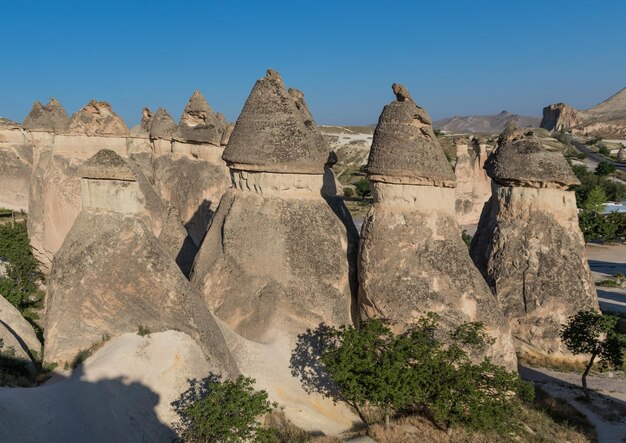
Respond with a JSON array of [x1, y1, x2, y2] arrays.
[[1, 0, 625, 126]]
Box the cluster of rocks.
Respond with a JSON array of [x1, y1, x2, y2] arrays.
[[453, 135, 491, 226], [0, 74, 601, 437]]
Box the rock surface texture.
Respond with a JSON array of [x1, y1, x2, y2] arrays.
[[191, 70, 359, 433], [358, 85, 516, 370], [540, 87, 626, 137], [470, 128, 599, 358], [23, 99, 70, 133], [454, 136, 491, 226], [67, 100, 128, 136], [0, 120, 33, 211], [0, 294, 42, 372], [44, 149, 235, 372]]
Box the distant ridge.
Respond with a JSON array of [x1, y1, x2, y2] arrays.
[[434, 111, 540, 133]]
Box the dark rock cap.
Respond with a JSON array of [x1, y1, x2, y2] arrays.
[[67, 100, 128, 136], [173, 90, 223, 144], [150, 108, 178, 140], [23, 98, 70, 132], [223, 69, 329, 174], [367, 84, 456, 186], [485, 127, 580, 188], [79, 149, 135, 181]]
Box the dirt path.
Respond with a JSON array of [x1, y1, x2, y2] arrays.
[[520, 366, 626, 442]]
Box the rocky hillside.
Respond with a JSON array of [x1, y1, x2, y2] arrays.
[[541, 86, 626, 137], [434, 111, 540, 133]]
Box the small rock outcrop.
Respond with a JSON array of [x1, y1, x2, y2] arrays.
[[67, 100, 128, 136], [454, 136, 491, 226], [44, 149, 236, 372], [0, 294, 42, 373], [191, 69, 359, 432], [149, 108, 177, 140], [358, 84, 516, 370], [540, 103, 582, 132], [470, 127, 599, 358], [23, 98, 70, 132], [617, 146, 626, 163], [173, 91, 224, 145]]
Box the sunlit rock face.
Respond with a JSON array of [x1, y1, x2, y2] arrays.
[[358, 84, 517, 371], [191, 70, 359, 434], [470, 126, 599, 359], [0, 119, 32, 211], [44, 149, 236, 378], [454, 136, 491, 226]]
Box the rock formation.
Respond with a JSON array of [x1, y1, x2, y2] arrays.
[[44, 149, 236, 373], [0, 119, 32, 211], [191, 70, 359, 433], [454, 136, 491, 226], [173, 90, 225, 145], [541, 87, 626, 137], [618, 146, 626, 163], [358, 84, 517, 370], [0, 294, 42, 373], [434, 110, 541, 133], [67, 100, 128, 136], [23, 98, 70, 133], [27, 100, 129, 272], [470, 127, 599, 358]]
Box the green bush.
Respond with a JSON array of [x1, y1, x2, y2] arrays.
[[579, 210, 626, 242], [318, 316, 533, 431], [343, 187, 355, 199], [595, 161, 616, 176], [354, 179, 371, 198], [561, 311, 626, 399], [461, 230, 473, 249], [571, 164, 626, 205], [597, 144, 610, 156], [0, 222, 43, 312], [172, 375, 276, 442]]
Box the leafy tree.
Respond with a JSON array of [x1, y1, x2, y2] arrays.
[[597, 144, 610, 156], [560, 311, 626, 400], [582, 186, 607, 212], [172, 375, 276, 442], [595, 161, 616, 176], [0, 222, 43, 312], [319, 316, 533, 431], [354, 179, 371, 198]]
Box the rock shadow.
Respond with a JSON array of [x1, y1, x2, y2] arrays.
[[184, 198, 215, 248], [0, 365, 176, 442]]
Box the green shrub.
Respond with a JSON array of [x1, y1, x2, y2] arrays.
[[318, 316, 533, 431], [461, 230, 473, 249], [0, 222, 43, 312], [571, 164, 626, 205], [354, 179, 371, 198], [343, 187, 355, 199], [172, 375, 276, 442], [560, 311, 626, 399], [137, 325, 151, 336], [595, 161, 616, 176], [579, 210, 626, 242]]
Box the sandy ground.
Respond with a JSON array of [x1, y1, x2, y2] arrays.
[[586, 243, 626, 314]]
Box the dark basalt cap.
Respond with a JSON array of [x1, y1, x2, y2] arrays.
[[23, 98, 70, 132], [367, 84, 456, 186], [149, 108, 178, 140], [223, 69, 329, 174], [485, 127, 580, 188], [79, 149, 135, 181], [173, 90, 223, 144]]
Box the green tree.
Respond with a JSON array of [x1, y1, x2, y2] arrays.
[[582, 186, 607, 212], [354, 179, 371, 198], [172, 375, 276, 442], [597, 144, 610, 156], [595, 161, 616, 176], [318, 316, 533, 431], [560, 311, 626, 400]]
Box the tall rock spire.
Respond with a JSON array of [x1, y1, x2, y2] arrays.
[[173, 90, 223, 144]]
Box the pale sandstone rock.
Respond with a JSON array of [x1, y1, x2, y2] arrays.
[[359, 84, 517, 370], [0, 331, 235, 442], [617, 146, 626, 163], [149, 108, 177, 142], [191, 69, 359, 433], [454, 136, 491, 226], [173, 91, 224, 145], [0, 122, 32, 211], [44, 150, 234, 368], [67, 100, 128, 136], [0, 294, 42, 372], [23, 98, 69, 133], [470, 129, 598, 358], [540, 103, 582, 132]]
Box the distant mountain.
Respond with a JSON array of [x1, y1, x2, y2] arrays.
[[433, 111, 541, 133], [541, 87, 626, 137]]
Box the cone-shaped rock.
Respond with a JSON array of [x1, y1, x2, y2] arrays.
[[44, 149, 236, 376], [367, 87, 455, 186], [191, 70, 359, 432], [23, 98, 69, 132], [149, 108, 178, 140], [358, 84, 516, 370], [173, 91, 223, 144], [470, 129, 598, 359], [67, 100, 128, 136], [223, 70, 329, 174]]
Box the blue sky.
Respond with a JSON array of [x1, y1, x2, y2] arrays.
[[1, 0, 625, 126]]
